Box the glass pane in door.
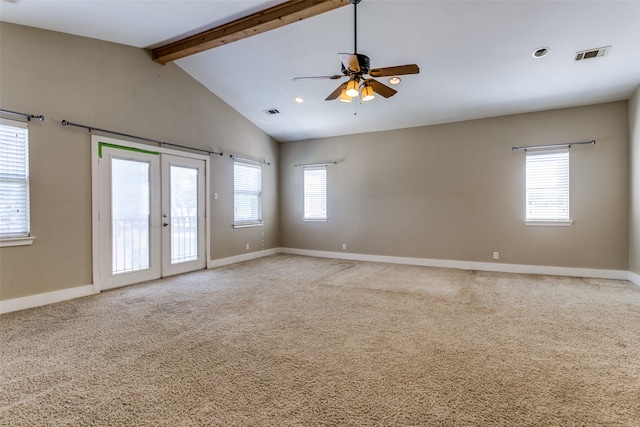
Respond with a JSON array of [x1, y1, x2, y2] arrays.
[[170, 165, 198, 264], [111, 158, 150, 274]]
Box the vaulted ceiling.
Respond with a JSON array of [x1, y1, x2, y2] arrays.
[[2, 0, 639, 142]]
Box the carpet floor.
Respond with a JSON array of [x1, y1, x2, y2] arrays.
[[1, 254, 639, 426]]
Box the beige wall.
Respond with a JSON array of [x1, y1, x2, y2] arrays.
[[280, 102, 629, 271], [0, 23, 279, 301], [0, 22, 633, 304], [630, 85, 640, 276]]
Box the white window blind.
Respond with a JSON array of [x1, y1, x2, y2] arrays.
[[304, 166, 327, 221], [525, 149, 569, 222], [233, 160, 262, 224], [0, 119, 30, 238]]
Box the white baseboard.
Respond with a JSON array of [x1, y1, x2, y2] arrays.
[[629, 271, 640, 287], [0, 284, 98, 314], [279, 248, 630, 281], [207, 248, 280, 269], [2, 249, 633, 314], [0, 249, 279, 314]]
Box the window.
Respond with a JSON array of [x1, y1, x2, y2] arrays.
[[304, 166, 327, 221], [233, 159, 262, 226], [525, 149, 571, 225], [0, 118, 33, 245]]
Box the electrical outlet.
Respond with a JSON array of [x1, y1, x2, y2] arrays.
[[246, 243, 250, 250], [493, 251, 499, 260], [342, 243, 347, 250]]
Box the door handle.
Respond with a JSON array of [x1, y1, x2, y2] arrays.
[[163, 222, 169, 227]]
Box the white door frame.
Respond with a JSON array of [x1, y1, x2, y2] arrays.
[[91, 135, 211, 291]]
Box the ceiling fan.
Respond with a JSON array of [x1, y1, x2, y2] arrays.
[[294, 0, 419, 102]]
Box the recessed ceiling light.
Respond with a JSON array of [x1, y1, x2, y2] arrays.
[[532, 47, 550, 58], [294, 97, 304, 103], [389, 77, 401, 85]]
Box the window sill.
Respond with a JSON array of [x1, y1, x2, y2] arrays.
[[525, 220, 573, 227], [0, 236, 36, 247], [303, 218, 327, 223], [232, 222, 263, 229]]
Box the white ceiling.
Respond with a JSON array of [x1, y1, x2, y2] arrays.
[[2, 0, 639, 142]]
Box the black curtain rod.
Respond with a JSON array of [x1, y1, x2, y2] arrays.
[[512, 140, 595, 151], [0, 108, 44, 122], [60, 119, 223, 156]]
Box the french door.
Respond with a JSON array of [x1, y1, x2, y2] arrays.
[[94, 137, 207, 290], [161, 154, 206, 277]]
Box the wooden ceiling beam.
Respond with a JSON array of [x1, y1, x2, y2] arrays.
[[152, 0, 350, 64]]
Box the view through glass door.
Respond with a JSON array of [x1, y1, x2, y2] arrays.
[[96, 140, 207, 290], [161, 154, 206, 277]]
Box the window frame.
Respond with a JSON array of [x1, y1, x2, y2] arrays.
[[303, 165, 328, 222], [232, 158, 263, 228], [0, 118, 35, 247], [524, 148, 573, 226]]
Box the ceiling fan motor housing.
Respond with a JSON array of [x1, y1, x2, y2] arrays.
[[341, 53, 370, 75]]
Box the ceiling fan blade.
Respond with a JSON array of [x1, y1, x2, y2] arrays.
[[364, 79, 397, 98], [368, 64, 420, 78], [325, 82, 348, 101], [339, 53, 361, 73], [293, 75, 345, 81]]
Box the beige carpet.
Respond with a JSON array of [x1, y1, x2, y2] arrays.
[[1, 254, 639, 426]]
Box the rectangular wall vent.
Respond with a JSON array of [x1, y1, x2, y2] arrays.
[[575, 46, 610, 61], [263, 108, 280, 115]]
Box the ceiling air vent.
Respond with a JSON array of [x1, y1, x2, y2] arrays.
[[575, 46, 610, 61], [263, 108, 280, 116]]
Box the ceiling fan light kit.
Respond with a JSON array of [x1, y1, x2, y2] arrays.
[[346, 79, 360, 97], [339, 90, 352, 103], [294, 0, 419, 104], [361, 85, 375, 102]]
